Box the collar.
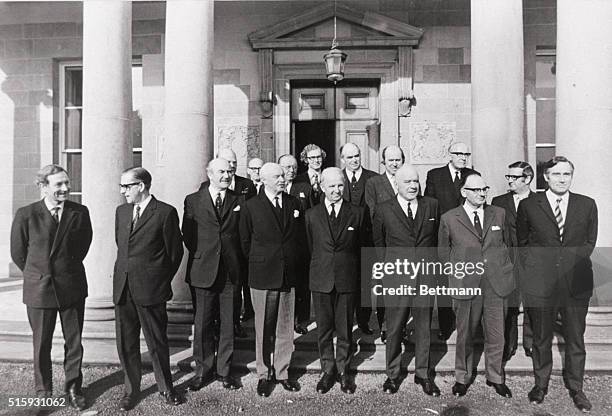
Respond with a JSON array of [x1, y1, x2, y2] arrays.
[[264, 188, 282, 206], [346, 167, 362, 181], [448, 163, 460, 178], [546, 189, 569, 206], [135, 194, 152, 214], [396, 194, 418, 212], [513, 190, 530, 201], [324, 198, 343, 213], [44, 199, 64, 212], [208, 185, 227, 201], [385, 171, 396, 186], [308, 168, 321, 180], [228, 176, 236, 190], [462, 202, 484, 220]]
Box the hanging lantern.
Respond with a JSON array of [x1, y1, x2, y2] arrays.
[[324, 44, 347, 83]]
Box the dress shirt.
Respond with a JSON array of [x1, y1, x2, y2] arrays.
[[396, 195, 418, 218], [308, 168, 321, 186], [228, 176, 236, 191], [324, 198, 343, 216], [345, 167, 363, 183], [385, 171, 398, 195], [207, 185, 227, 203], [462, 202, 484, 228], [133, 194, 152, 220], [448, 163, 460, 181], [512, 191, 530, 211], [546, 189, 569, 220], [285, 181, 292, 194], [265, 189, 282, 208], [44, 199, 64, 222]]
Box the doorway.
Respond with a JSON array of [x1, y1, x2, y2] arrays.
[[291, 79, 380, 172]]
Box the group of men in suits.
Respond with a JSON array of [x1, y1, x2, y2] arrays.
[[10, 140, 598, 412]]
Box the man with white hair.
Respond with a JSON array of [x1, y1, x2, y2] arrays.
[[306, 167, 370, 395], [247, 157, 265, 196], [240, 163, 305, 397]]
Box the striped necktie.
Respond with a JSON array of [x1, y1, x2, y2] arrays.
[[555, 197, 564, 241]]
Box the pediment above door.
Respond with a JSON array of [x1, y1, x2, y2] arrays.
[[248, 2, 424, 50]]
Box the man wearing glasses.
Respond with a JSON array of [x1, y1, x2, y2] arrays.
[[492, 162, 536, 362], [425, 141, 478, 341], [248, 158, 265, 195], [113, 167, 184, 410], [438, 173, 514, 399], [296, 144, 326, 207]]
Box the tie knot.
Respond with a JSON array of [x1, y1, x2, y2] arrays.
[[135, 204, 141, 213], [51, 206, 59, 213], [556, 198, 562, 204]]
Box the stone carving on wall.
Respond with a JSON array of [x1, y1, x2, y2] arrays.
[[409, 121, 456, 165], [218, 125, 261, 161]]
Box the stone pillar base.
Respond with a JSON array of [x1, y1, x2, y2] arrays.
[[84, 297, 115, 321]]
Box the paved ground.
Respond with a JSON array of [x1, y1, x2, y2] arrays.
[[0, 363, 611, 416]]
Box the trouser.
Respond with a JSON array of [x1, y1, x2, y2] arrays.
[[27, 300, 85, 393]]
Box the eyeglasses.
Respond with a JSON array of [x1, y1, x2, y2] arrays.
[[504, 174, 525, 181], [248, 167, 261, 171], [307, 155, 323, 160], [464, 187, 490, 193], [119, 182, 141, 191], [450, 152, 472, 157]]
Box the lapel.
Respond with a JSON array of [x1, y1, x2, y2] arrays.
[[36, 201, 57, 255], [50, 202, 76, 258], [455, 207, 481, 240], [259, 193, 283, 232], [317, 203, 335, 242], [281, 192, 291, 232], [130, 196, 157, 236], [219, 190, 237, 223], [535, 192, 558, 228], [564, 192, 579, 234], [443, 167, 459, 197], [342, 171, 351, 203], [481, 205, 495, 240], [381, 174, 395, 199], [200, 186, 220, 225], [413, 197, 427, 238], [505, 193, 517, 218], [389, 198, 413, 233], [333, 202, 350, 242]]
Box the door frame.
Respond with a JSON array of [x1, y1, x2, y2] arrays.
[[273, 62, 398, 173]]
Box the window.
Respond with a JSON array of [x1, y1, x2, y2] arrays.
[[59, 62, 143, 202], [534, 49, 556, 190]]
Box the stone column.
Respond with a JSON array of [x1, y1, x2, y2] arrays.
[[81, 1, 133, 321], [556, 0, 612, 314], [471, 0, 525, 196], [162, 0, 215, 331]]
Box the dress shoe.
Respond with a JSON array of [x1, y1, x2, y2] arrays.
[[278, 379, 300, 392], [503, 347, 517, 362], [486, 380, 512, 398], [452, 382, 469, 397], [221, 376, 241, 390], [380, 330, 387, 344], [358, 324, 373, 335], [67, 387, 86, 410], [524, 347, 533, 358], [414, 376, 440, 397], [316, 373, 335, 394], [382, 377, 400, 394], [186, 373, 215, 391], [119, 393, 138, 411], [338, 373, 355, 394], [160, 389, 181, 406], [294, 323, 308, 335], [234, 324, 247, 338], [528, 385, 547, 404], [570, 390, 592, 412], [257, 378, 274, 397]]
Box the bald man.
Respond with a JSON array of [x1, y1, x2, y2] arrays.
[[306, 168, 370, 394], [182, 158, 244, 392], [247, 158, 265, 196], [372, 165, 439, 396], [425, 142, 478, 341], [239, 163, 305, 397], [364, 144, 405, 342]]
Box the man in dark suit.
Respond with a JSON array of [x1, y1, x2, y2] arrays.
[[10, 165, 92, 409], [113, 167, 183, 410], [491, 161, 536, 361], [438, 173, 514, 399], [517, 157, 598, 412], [373, 165, 440, 396], [364, 144, 404, 342], [248, 157, 265, 196], [239, 163, 304, 397], [279, 154, 312, 335], [295, 143, 325, 207], [340, 143, 378, 334], [182, 158, 243, 392], [425, 142, 478, 341], [218, 148, 256, 334], [306, 167, 370, 395]]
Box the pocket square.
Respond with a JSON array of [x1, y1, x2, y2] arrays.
[[293, 210, 300, 218], [428, 218, 436, 221], [347, 226, 355, 231], [299, 192, 306, 198], [233, 205, 240, 212], [491, 225, 501, 231]]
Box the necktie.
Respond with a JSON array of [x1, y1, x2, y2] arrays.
[[131, 205, 141, 232], [312, 174, 320, 193], [351, 172, 357, 188], [274, 196, 281, 212], [392, 176, 398, 195], [454, 171, 460, 185], [555, 197, 564, 241], [406, 202, 415, 232], [473, 211, 483, 237], [330, 203, 337, 220], [215, 192, 222, 216], [51, 206, 60, 223]]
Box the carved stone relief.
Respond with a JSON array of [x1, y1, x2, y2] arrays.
[[409, 121, 456, 164]]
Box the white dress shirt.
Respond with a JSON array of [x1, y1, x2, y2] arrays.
[[133, 194, 152, 220], [385, 171, 398, 195], [208, 185, 227, 204], [546, 189, 569, 220], [44, 199, 64, 221], [324, 198, 343, 216], [345, 167, 363, 183], [265, 189, 282, 208], [462, 203, 484, 227], [396, 195, 418, 218]]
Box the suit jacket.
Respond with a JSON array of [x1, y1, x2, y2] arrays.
[[516, 192, 598, 299], [425, 165, 478, 214], [372, 196, 440, 286], [182, 184, 245, 288], [295, 172, 323, 207], [343, 168, 378, 207], [113, 196, 183, 306], [11, 200, 93, 308], [364, 173, 396, 220], [491, 191, 536, 248], [306, 202, 369, 293], [287, 180, 313, 213], [201, 175, 256, 201], [438, 205, 514, 299], [239, 192, 305, 290]]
